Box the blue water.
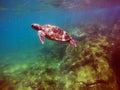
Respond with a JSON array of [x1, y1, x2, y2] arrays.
[[0, 0, 120, 62]]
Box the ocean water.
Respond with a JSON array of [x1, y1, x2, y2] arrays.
[[0, 0, 120, 90], [0, 0, 119, 56]]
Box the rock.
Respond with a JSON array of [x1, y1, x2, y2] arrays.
[[60, 35, 117, 90]]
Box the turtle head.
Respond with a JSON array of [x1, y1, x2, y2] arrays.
[[31, 23, 42, 31]]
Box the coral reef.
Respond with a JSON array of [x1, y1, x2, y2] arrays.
[[60, 35, 117, 90]]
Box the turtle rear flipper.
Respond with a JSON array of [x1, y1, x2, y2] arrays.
[[69, 39, 77, 47]]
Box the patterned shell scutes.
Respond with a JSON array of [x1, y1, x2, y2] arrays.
[[43, 24, 72, 41]]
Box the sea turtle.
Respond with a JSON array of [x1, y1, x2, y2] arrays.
[[31, 23, 77, 47]]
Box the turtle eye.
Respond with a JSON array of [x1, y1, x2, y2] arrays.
[[31, 24, 35, 28], [31, 24, 34, 27]]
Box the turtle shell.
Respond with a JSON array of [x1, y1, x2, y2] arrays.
[[44, 25, 72, 41]]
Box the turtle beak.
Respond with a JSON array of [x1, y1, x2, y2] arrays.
[[31, 23, 38, 30]]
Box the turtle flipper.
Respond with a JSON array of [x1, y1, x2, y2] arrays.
[[69, 39, 77, 47], [38, 31, 46, 44]]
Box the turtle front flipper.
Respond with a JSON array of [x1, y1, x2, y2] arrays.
[[38, 31, 46, 44]]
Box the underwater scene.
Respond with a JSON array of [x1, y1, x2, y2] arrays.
[[0, 0, 120, 90]]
